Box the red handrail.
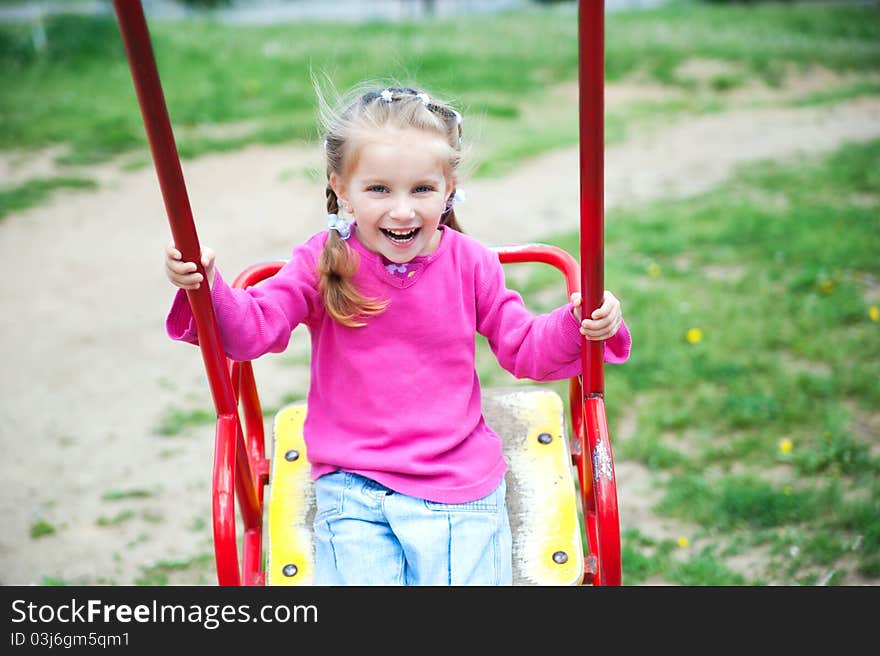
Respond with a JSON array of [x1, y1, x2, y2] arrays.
[[579, 0, 605, 397], [578, 0, 621, 585], [113, 0, 262, 585]]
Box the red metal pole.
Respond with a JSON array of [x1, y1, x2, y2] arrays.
[[113, 0, 250, 585], [579, 0, 605, 397], [113, 0, 238, 420], [578, 0, 621, 586]]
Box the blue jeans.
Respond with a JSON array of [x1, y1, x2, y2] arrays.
[[313, 471, 512, 586]]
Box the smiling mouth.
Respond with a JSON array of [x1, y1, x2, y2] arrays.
[[380, 227, 421, 242]]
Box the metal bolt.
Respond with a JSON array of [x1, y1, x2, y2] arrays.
[[285, 449, 299, 462], [552, 551, 569, 564], [538, 433, 553, 445], [282, 564, 298, 577]]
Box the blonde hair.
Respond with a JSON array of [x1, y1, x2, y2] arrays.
[[315, 83, 465, 327]]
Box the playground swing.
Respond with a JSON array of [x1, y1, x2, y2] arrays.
[[114, 0, 621, 586]]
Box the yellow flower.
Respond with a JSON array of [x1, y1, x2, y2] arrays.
[[779, 438, 793, 455], [818, 279, 835, 295], [677, 536, 689, 548], [686, 328, 703, 344], [783, 485, 793, 496], [647, 262, 661, 278], [869, 305, 879, 322]]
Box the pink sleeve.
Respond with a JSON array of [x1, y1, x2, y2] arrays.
[[165, 269, 227, 346], [165, 244, 321, 362], [603, 318, 632, 364], [475, 252, 582, 381], [474, 250, 631, 381]]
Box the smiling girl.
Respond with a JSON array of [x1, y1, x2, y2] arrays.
[[163, 84, 631, 585]]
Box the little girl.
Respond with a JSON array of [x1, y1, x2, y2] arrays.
[[164, 85, 631, 586]]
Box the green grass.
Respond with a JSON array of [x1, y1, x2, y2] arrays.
[[29, 519, 57, 539], [39, 576, 73, 586], [155, 405, 214, 436], [101, 488, 155, 501], [0, 176, 97, 220], [481, 139, 880, 585], [606, 1, 880, 86], [670, 550, 748, 586], [790, 81, 880, 108], [135, 553, 214, 586], [1, 2, 877, 169], [96, 510, 137, 527]]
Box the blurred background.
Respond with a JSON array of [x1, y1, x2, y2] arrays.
[[1, 0, 878, 586], [0, 0, 668, 22]]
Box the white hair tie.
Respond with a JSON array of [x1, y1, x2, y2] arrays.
[[327, 213, 352, 240]]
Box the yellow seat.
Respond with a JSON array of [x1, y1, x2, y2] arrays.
[[267, 387, 583, 586]]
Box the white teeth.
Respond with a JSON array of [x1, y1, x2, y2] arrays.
[[381, 227, 419, 241]]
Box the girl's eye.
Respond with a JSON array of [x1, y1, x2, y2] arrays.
[[413, 185, 435, 194], [366, 185, 388, 193]]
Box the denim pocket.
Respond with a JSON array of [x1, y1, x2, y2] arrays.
[[313, 470, 346, 521]]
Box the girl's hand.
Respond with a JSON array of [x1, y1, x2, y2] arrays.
[[165, 240, 215, 290], [570, 290, 623, 341]]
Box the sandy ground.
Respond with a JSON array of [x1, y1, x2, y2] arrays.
[[2, 73, 879, 585]]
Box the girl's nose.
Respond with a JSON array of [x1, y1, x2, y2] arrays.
[[389, 197, 415, 220]]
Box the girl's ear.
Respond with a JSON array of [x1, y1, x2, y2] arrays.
[[329, 172, 347, 205], [447, 172, 458, 196]]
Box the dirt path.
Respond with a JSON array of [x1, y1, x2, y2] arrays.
[[2, 80, 878, 585]]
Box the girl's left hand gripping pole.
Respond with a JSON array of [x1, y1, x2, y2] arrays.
[[113, 0, 236, 417]]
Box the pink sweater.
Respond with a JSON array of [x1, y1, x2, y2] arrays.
[[167, 226, 631, 503]]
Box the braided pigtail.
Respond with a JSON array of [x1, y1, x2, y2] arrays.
[[317, 185, 388, 327]]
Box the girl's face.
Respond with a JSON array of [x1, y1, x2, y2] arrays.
[[331, 127, 455, 263]]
